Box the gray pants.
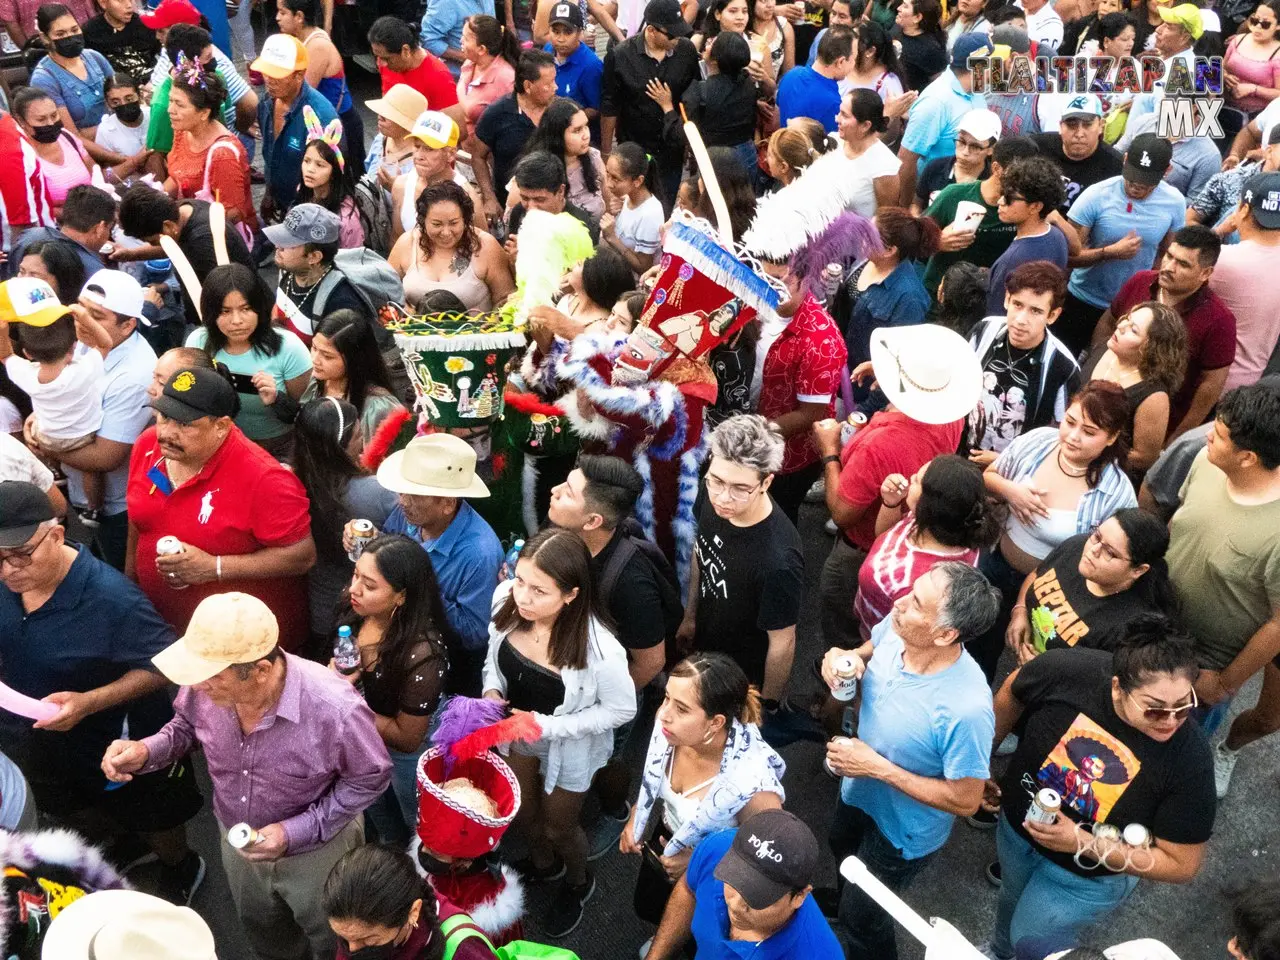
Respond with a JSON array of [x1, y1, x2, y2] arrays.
[[820, 536, 867, 652], [219, 817, 364, 960]]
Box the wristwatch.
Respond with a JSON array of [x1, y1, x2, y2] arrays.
[[822, 455, 841, 467]]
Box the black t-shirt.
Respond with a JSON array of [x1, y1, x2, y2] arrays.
[[1031, 133, 1124, 214], [591, 529, 667, 652], [1024, 535, 1159, 654], [1001, 649, 1216, 876], [691, 495, 805, 687], [965, 336, 1042, 454], [83, 13, 160, 81], [894, 30, 947, 91], [475, 94, 537, 205], [707, 334, 756, 428], [177, 200, 255, 324]]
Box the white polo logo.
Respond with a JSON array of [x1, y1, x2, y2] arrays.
[[748, 835, 783, 862], [198, 491, 215, 524]]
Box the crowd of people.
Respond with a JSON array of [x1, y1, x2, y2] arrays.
[[0, 0, 1278, 956]]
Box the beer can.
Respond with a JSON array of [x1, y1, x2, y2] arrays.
[[1026, 788, 1061, 824], [840, 412, 868, 447], [347, 520, 376, 562], [1094, 823, 1122, 842], [830, 656, 859, 702], [227, 822, 261, 849], [1122, 823, 1150, 848], [824, 736, 852, 778]]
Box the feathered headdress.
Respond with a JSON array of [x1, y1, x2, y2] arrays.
[[303, 104, 345, 171], [790, 211, 884, 300]]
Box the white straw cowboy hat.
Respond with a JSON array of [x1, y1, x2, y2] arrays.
[[377, 433, 491, 498], [869, 324, 983, 425], [42, 890, 216, 960]]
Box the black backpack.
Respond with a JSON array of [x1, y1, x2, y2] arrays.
[[598, 518, 684, 646]]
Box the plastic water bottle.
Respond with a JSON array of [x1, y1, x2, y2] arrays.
[[503, 539, 525, 580], [334, 626, 359, 675]]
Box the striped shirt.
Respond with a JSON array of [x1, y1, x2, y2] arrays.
[[993, 426, 1136, 535], [0, 113, 52, 250]]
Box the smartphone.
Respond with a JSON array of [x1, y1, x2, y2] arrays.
[[229, 372, 258, 394]]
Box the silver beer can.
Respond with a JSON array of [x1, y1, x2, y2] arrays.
[[830, 656, 859, 702], [1026, 788, 1061, 825], [348, 520, 376, 562]]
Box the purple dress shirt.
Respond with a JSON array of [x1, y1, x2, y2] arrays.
[[140, 653, 392, 854]]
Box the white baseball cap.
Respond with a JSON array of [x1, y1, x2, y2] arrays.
[[1061, 93, 1104, 120], [80, 269, 145, 321], [957, 109, 1002, 144]]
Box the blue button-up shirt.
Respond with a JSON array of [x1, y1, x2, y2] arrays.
[[901, 69, 986, 173], [545, 40, 604, 111], [259, 82, 341, 209], [422, 0, 494, 79], [383, 500, 503, 650]]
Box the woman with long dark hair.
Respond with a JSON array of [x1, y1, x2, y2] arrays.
[[972, 381, 1138, 680], [517, 97, 608, 219], [325, 844, 500, 959], [17, 238, 87, 304], [483, 528, 635, 939], [335, 534, 454, 845], [296, 135, 364, 246], [893, 0, 947, 90], [692, 146, 757, 240], [292, 397, 399, 649], [389, 180, 514, 312], [186, 263, 312, 453], [300, 310, 406, 440]]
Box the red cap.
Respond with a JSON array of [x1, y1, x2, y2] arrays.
[[139, 0, 202, 29]]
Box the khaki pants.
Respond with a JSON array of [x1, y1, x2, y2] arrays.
[[219, 817, 364, 960]]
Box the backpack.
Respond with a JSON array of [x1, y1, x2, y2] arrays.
[[440, 914, 582, 960], [354, 173, 394, 257], [599, 517, 685, 646], [313, 247, 405, 317]]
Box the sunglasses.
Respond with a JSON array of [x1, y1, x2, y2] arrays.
[[1250, 15, 1276, 26], [1125, 687, 1198, 722]]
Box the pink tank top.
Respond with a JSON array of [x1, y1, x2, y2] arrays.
[[40, 133, 92, 207], [1226, 36, 1280, 113]]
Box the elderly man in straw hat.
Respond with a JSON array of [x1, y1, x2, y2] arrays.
[[365, 83, 431, 193], [347, 433, 502, 696], [102, 592, 391, 960], [43, 890, 217, 960]]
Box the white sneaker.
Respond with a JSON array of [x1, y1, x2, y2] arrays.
[[824, 519, 838, 536], [1214, 741, 1241, 799]]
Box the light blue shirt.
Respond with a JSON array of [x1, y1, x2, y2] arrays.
[[421, 0, 494, 78], [901, 69, 986, 173], [383, 499, 502, 650], [841, 617, 993, 860], [65, 332, 156, 515], [1067, 175, 1186, 309]]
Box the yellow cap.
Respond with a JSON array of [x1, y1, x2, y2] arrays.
[[0, 277, 70, 328]]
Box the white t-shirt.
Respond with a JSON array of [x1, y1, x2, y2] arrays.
[[4, 348, 104, 439], [1257, 98, 1280, 146], [615, 193, 664, 257], [1017, 0, 1064, 49], [827, 141, 902, 218], [94, 108, 149, 157], [0, 431, 54, 489]]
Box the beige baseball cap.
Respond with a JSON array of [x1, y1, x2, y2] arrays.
[[152, 592, 280, 686]]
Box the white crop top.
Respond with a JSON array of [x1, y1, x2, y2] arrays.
[[1006, 507, 1078, 561]]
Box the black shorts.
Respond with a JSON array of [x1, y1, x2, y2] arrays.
[[30, 756, 203, 835]]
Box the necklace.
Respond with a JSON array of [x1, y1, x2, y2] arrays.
[[281, 265, 333, 310], [1056, 446, 1089, 478]]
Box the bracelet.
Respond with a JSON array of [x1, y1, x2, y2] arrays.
[[216, 555, 222, 581], [822, 454, 841, 467]]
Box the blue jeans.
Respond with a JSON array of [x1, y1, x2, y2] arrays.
[[992, 813, 1138, 959], [365, 746, 422, 847], [830, 801, 935, 960]]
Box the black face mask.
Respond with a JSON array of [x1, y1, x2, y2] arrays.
[[415, 849, 455, 876], [52, 34, 84, 57], [30, 121, 63, 144], [114, 101, 143, 123], [346, 927, 407, 960]]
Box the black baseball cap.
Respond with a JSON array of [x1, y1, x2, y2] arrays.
[[644, 0, 691, 37], [713, 810, 820, 909], [549, 0, 584, 29], [1243, 171, 1280, 229], [1124, 133, 1174, 186], [151, 367, 238, 424], [0, 481, 55, 549]]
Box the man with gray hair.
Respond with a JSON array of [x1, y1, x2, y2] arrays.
[[819, 561, 999, 960], [676, 414, 805, 711]]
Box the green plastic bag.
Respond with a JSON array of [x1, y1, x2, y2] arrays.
[[441, 914, 583, 960]]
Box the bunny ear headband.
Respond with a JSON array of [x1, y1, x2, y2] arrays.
[[302, 105, 345, 172]]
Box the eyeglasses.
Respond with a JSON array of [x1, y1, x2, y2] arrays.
[[705, 474, 762, 502], [1087, 525, 1131, 563], [0, 527, 51, 569], [999, 192, 1028, 205], [1125, 687, 1198, 723], [1250, 16, 1276, 27]]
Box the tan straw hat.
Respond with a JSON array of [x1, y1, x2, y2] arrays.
[[366, 83, 431, 134], [377, 434, 491, 499], [152, 592, 280, 686], [42, 890, 216, 960]]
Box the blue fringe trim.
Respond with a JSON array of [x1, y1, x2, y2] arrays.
[[634, 451, 656, 544], [667, 222, 781, 317], [672, 433, 709, 593]]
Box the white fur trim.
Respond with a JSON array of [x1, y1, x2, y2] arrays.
[[562, 394, 615, 442], [467, 865, 526, 937]]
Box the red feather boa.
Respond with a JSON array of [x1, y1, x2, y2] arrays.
[[502, 388, 565, 418], [360, 407, 417, 472]]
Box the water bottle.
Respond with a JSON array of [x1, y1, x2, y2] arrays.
[[334, 625, 360, 675], [503, 539, 525, 580]]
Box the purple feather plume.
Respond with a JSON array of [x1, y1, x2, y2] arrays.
[[791, 212, 884, 300], [432, 696, 507, 775]]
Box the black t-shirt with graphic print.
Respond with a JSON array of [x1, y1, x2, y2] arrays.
[[1024, 534, 1159, 654], [1001, 649, 1216, 877], [691, 493, 804, 688]]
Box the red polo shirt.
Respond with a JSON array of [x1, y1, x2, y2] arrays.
[[379, 55, 460, 109], [126, 425, 312, 651], [758, 294, 848, 474], [1109, 270, 1237, 434]]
